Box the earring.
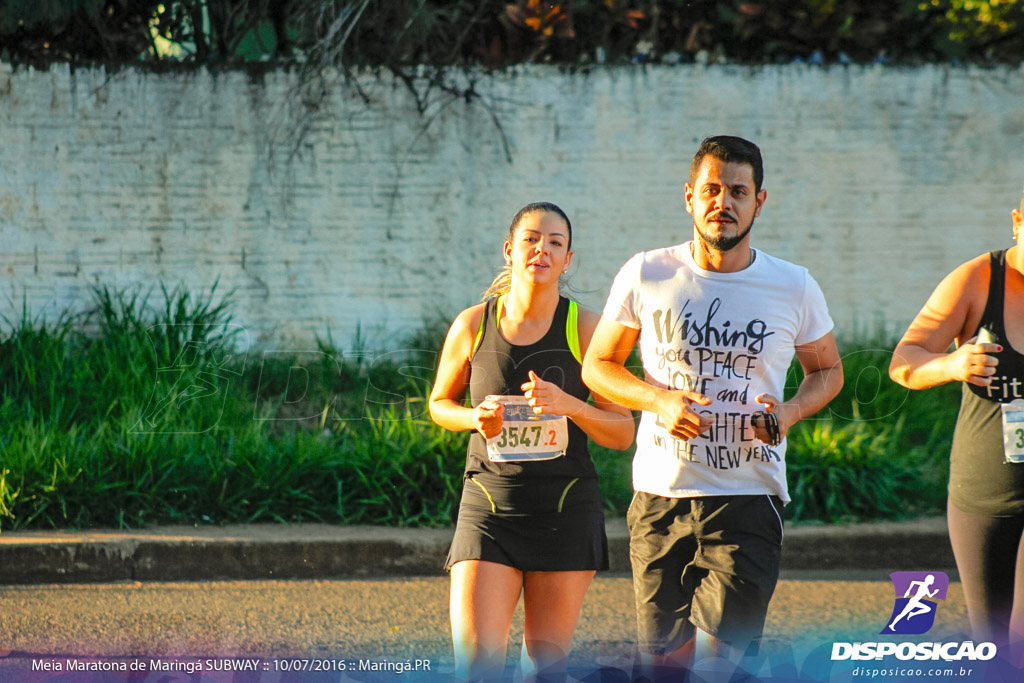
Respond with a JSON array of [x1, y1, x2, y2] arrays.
[[1015, 223, 1020, 241]]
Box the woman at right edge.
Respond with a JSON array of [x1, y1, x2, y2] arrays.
[[890, 189, 1024, 665]]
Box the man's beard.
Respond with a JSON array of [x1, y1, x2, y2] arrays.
[[694, 216, 754, 252]]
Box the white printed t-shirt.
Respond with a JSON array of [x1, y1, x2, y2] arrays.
[[603, 242, 834, 503]]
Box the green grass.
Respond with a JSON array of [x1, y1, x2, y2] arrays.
[[781, 336, 957, 522], [0, 288, 957, 530], [784, 417, 948, 523]]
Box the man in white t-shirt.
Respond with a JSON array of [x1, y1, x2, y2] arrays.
[[582, 136, 843, 675]]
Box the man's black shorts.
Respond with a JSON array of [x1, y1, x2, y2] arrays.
[[627, 492, 785, 653]]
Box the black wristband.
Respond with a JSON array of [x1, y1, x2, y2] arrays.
[[753, 411, 781, 447]]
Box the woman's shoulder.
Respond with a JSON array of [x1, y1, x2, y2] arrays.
[[962, 251, 997, 271], [942, 252, 993, 291], [573, 304, 599, 326], [451, 301, 489, 335], [439, 302, 491, 362], [569, 303, 601, 347], [919, 252, 993, 327]]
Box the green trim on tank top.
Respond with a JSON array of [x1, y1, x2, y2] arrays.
[[470, 296, 582, 364]]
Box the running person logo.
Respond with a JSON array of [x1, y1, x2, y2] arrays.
[[881, 571, 949, 635]]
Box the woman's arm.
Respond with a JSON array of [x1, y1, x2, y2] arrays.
[[428, 304, 504, 438], [889, 255, 1001, 390], [521, 308, 635, 450]]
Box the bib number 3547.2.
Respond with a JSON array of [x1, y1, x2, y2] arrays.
[[485, 395, 568, 463]]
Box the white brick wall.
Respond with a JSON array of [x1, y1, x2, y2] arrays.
[[1, 62, 1022, 349]]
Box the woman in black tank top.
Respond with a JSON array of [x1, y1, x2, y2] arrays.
[[890, 197, 1024, 659], [429, 203, 634, 680]]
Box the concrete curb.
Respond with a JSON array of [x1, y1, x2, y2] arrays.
[[0, 517, 955, 584], [781, 516, 954, 571]]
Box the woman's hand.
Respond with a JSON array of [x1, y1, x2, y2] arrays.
[[473, 399, 504, 439], [946, 338, 1001, 386], [521, 370, 579, 416]]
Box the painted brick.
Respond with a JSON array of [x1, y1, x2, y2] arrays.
[[0, 63, 1022, 352]]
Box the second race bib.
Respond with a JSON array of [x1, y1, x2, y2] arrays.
[[1001, 400, 1024, 464], [485, 395, 568, 463]]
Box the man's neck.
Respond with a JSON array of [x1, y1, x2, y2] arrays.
[[690, 239, 754, 273]]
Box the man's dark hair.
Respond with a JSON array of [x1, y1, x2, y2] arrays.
[[689, 136, 764, 193]]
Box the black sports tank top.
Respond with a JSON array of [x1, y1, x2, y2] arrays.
[[949, 250, 1024, 516], [966, 250, 1024, 403], [465, 296, 596, 479]]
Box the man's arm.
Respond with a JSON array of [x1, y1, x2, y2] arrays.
[[753, 331, 844, 441], [581, 316, 713, 441]]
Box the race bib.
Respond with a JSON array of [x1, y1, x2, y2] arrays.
[[485, 395, 568, 463], [1001, 400, 1024, 464]]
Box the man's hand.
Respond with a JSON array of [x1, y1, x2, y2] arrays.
[[752, 393, 796, 444], [655, 390, 714, 441]]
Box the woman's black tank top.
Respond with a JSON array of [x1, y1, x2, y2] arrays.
[[949, 250, 1024, 516], [465, 296, 596, 479]]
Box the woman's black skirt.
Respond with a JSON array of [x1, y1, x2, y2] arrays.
[[445, 472, 609, 572]]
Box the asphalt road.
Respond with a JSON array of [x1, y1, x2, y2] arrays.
[[0, 572, 973, 680]]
